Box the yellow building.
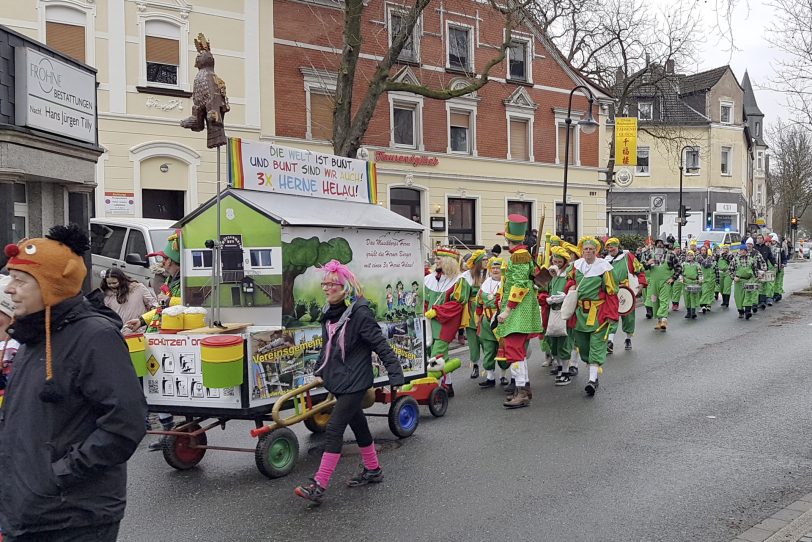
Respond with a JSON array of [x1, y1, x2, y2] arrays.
[[609, 65, 752, 242], [1, 0, 274, 220]]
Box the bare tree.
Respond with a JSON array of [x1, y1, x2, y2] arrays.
[[531, 0, 703, 179], [766, 0, 812, 128], [328, 0, 530, 158], [766, 120, 812, 232]]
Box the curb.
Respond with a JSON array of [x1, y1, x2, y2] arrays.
[[732, 494, 812, 542]]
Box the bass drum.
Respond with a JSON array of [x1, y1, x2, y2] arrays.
[[617, 285, 636, 317]]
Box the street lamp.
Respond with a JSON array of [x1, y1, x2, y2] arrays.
[[678, 144, 698, 246], [561, 85, 598, 240]]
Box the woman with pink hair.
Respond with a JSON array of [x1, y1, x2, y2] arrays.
[[295, 260, 405, 505]]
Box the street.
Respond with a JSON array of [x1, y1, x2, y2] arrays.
[[120, 262, 812, 542]]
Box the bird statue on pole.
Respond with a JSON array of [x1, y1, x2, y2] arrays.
[[180, 33, 230, 148]]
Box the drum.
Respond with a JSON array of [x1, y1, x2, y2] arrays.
[[685, 284, 702, 294], [744, 283, 761, 292], [617, 285, 636, 316], [761, 271, 776, 282]]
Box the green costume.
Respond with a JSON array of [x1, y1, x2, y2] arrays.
[[494, 248, 542, 341], [424, 273, 469, 360], [717, 254, 733, 295], [541, 268, 573, 361], [462, 270, 482, 364], [606, 250, 644, 337], [570, 259, 618, 366], [476, 277, 509, 372], [681, 261, 702, 309], [731, 253, 759, 310], [699, 255, 717, 307], [643, 247, 680, 320]]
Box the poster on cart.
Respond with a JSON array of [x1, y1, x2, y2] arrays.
[[143, 334, 242, 408], [227, 137, 378, 204]]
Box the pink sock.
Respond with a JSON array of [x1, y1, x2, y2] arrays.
[[359, 443, 380, 471], [314, 452, 341, 488]]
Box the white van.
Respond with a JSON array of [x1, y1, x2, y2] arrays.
[[89, 218, 175, 289], [693, 230, 742, 248]]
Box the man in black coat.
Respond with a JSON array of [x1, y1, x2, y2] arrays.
[[0, 225, 147, 541], [753, 233, 776, 310]]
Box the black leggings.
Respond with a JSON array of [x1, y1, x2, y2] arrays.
[[324, 390, 373, 454]]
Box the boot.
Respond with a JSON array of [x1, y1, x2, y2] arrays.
[[524, 384, 533, 400], [691, 308, 697, 320], [503, 387, 530, 409], [645, 306, 653, 319], [722, 294, 730, 307], [585, 378, 599, 396], [745, 308, 752, 320], [470, 364, 479, 379], [654, 318, 664, 330], [505, 378, 516, 400], [738, 309, 744, 319], [661, 318, 668, 331], [684, 309, 691, 319], [478, 378, 496, 388]]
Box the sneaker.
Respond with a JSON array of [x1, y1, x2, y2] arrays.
[[555, 373, 573, 386], [767, 299, 773, 306], [295, 479, 326, 503], [470, 365, 479, 379], [499, 376, 509, 386], [148, 439, 163, 452], [478, 379, 496, 388], [541, 354, 552, 367], [568, 365, 579, 377], [585, 379, 599, 396], [607, 341, 614, 354], [347, 466, 383, 487], [624, 338, 632, 350]]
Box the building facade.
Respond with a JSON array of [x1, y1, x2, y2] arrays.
[[1, 0, 275, 222], [741, 71, 769, 230], [273, 0, 610, 248], [0, 24, 101, 271], [610, 65, 751, 242]]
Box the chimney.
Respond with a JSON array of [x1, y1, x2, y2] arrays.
[[665, 59, 675, 74]]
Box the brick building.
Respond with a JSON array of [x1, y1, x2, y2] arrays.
[[273, 0, 609, 248]]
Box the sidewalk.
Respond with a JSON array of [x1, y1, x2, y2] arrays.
[[732, 493, 812, 542]]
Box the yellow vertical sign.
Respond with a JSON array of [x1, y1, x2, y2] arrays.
[[615, 117, 638, 167]]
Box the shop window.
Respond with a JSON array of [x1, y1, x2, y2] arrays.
[[509, 118, 530, 161], [309, 92, 335, 141], [145, 20, 180, 86], [390, 187, 422, 223], [449, 110, 471, 153], [448, 197, 476, 246]]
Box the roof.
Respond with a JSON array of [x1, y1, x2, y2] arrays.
[[629, 76, 709, 124], [741, 71, 764, 116], [91, 217, 175, 229], [177, 189, 425, 232], [679, 66, 730, 94]]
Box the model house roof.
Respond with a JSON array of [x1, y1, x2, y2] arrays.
[[177, 189, 425, 232]]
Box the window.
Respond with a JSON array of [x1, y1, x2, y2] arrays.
[[755, 121, 761, 137], [508, 41, 528, 81], [393, 104, 417, 147], [90, 224, 127, 259], [555, 203, 579, 245], [448, 26, 471, 71], [720, 101, 733, 124], [448, 198, 476, 246], [757, 150, 764, 171], [508, 200, 532, 223], [756, 184, 763, 205], [12, 183, 27, 244], [557, 123, 576, 164], [46, 21, 86, 63], [638, 102, 653, 121], [390, 188, 422, 224], [721, 146, 732, 175], [145, 20, 180, 86], [389, 11, 418, 62], [509, 118, 530, 161], [309, 92, 334, 141], [636, 147, 650, 175], [250, 249, 274, 268], [684, 147, 700, 173], [125, 229, 147, 259], [449, 110, 471, 153], [191, 249, 213, 269]]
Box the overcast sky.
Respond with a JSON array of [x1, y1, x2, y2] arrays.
[[659, 0, 790, 133]]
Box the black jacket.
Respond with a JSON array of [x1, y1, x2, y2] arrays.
[[315, 299, 405, 394], [0, 296, 147, 537], [754, 243, 775, 266]]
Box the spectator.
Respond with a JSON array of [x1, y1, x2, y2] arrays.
[[101, 268, 158, 331], [0, 225, 147, 541], [0, 275, 18, 408]]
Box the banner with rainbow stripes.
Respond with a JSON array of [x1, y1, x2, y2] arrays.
[[227, 137, 377, 204]]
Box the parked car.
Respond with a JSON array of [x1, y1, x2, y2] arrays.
[[693, 230, 742, 248], [90, 218, 175, 289]]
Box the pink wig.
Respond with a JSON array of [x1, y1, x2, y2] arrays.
[[322, 260, 363, 301]]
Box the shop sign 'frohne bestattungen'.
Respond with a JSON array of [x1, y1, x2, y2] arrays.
[[14, 47, 97, 145]]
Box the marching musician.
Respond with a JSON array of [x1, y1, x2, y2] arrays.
[[680, 250, 703, 319], [539, 247, 576, 385], [604, 238, 647, 353], [698, 245, 717, 313], [670, 245, 685, 312], [730, 241, 762, 320], [642, 236, 682, 331], [753, 234, 776, 311], [476, 257, 511, 388], [716, 244, 734, 308]]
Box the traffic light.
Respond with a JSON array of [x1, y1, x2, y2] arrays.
[[706, 213, 713, 229], [791, 216, 799, 229], [679, 205, 691, 226]]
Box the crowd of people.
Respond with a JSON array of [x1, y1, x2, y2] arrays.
[[424, 215, 791, 409]]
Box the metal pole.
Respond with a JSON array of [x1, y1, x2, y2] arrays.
[[213, 146, 223, 327], [678, 164, 683, 247], [560, 84, 595, 242]]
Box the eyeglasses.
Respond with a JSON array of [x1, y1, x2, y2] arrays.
[[320, 282, 342, 290]]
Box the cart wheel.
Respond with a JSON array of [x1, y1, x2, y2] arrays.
[[255, 427, 299, 479], [162, 423, 207, 470], [428, 387, 448, 417], [388, 395, 420, 438], [303, 409, 332, 434]]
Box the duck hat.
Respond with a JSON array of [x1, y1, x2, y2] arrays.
[[4, 224, 89, 402], [501, 214, 529, 242]]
